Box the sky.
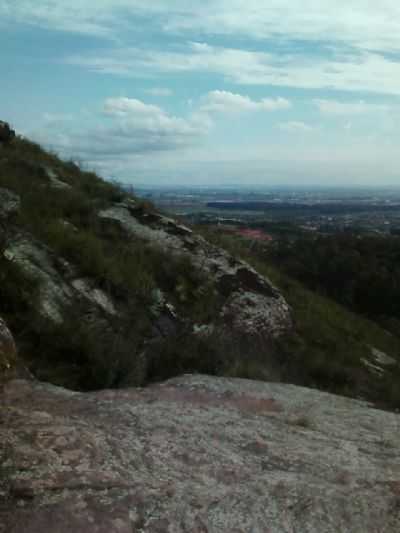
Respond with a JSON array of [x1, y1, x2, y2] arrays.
[[1, 1, 400, 187]]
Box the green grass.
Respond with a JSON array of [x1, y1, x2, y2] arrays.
[[0, 137, 225, 389], [197, 227, 400, 408], [2, 137, 400, 408]]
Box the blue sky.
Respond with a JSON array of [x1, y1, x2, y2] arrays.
[[1, 1, 400, 187]]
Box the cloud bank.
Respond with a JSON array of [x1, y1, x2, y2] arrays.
[[4, 1, 400, 186], [201, 91, 291, 113]]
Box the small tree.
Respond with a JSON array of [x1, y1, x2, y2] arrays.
[[0, 121, 15, 145]]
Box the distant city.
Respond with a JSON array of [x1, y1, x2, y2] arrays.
[[136, 186, 400, 240]]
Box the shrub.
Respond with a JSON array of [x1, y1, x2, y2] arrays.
[[28, 309, 150, 391], [146, 329, 222, 383]]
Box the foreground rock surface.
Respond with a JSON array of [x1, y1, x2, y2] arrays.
[[1, 375, 399, 532]]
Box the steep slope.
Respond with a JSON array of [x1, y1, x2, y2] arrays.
[[199, 227, 400, 410], [1, 127, 399, 532], [0, 135, 291, 390], [1, 374, 400, 533]]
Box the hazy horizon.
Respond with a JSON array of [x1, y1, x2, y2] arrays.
[[2, 2, 400, 187]]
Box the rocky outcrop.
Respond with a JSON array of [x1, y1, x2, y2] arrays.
[[42, 166, 72, 190], [3, 236, 115, 324], [0, 188, 20, 220], [1, 374, 399, 532], [0, 189, 291, 346], [0, 185, 292, 386], [0, 137, 292, 388], [362, 346, 397, 378], [4, 236, 77, 323], [99, 200, 292, 341]]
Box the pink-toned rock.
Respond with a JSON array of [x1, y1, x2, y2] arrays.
[[1, 374, 399, 532]]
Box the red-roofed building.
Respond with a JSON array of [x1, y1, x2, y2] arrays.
[[236, 229, 273, 242]]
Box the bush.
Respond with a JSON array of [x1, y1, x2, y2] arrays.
[[28, 309, 150, 391], [146, 330, 222, 382]]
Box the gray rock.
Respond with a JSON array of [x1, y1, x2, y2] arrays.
[[39, 166, 72, 190], [1, 374, 399, 532], [150, 289, 180, 338], [3, 237, 118, 324], [71, 278, 117, 316], [362, 347, 397, 378], [4, 236, 75, 323], [43, 167, 72, 190], [48, 175, 72, 190], [0, 188, 20, 220], [99, 203, 292, 343]]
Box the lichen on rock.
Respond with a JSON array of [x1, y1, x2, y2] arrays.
[[1, 374, 400, 532]]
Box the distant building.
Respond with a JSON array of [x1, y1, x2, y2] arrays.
[[236, 229, 273, 242]]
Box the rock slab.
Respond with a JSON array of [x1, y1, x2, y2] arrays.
[[1, 375, 400, 532]]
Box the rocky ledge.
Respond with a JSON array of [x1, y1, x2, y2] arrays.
[[1, 375, 399, 532], [1, 185, 292, 384], [99, 199, 292, 341]]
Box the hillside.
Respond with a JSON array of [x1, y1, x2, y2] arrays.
[[1, 132, 400, 410], [198, 227, 400, 410], [0, 134, 291, 391], [1, 131, 400, 532]]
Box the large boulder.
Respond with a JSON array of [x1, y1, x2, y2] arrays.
[[1, 374, 399, 532], [0, 121, 15, 145], [3, 236, 117, 324]]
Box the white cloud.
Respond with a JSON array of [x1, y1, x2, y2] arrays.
[[67, 42, 400, 95], [6, 2, 400, 185], [7, 2, 397, 96], [103, 97, 210, 137], [278, 121, 313, 133], [103, 97, 163, 118], [314, 99, 391, 115], [4, 2, 400, 55], [5, 2, 400, 96], [200, 91, 291, 113], [166, 2, 400, 54], [35, 97, 210, 160]]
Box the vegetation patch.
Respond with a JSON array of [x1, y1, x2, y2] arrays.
[[197, 226, 400, 410], [2, 137, 400, 410]]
